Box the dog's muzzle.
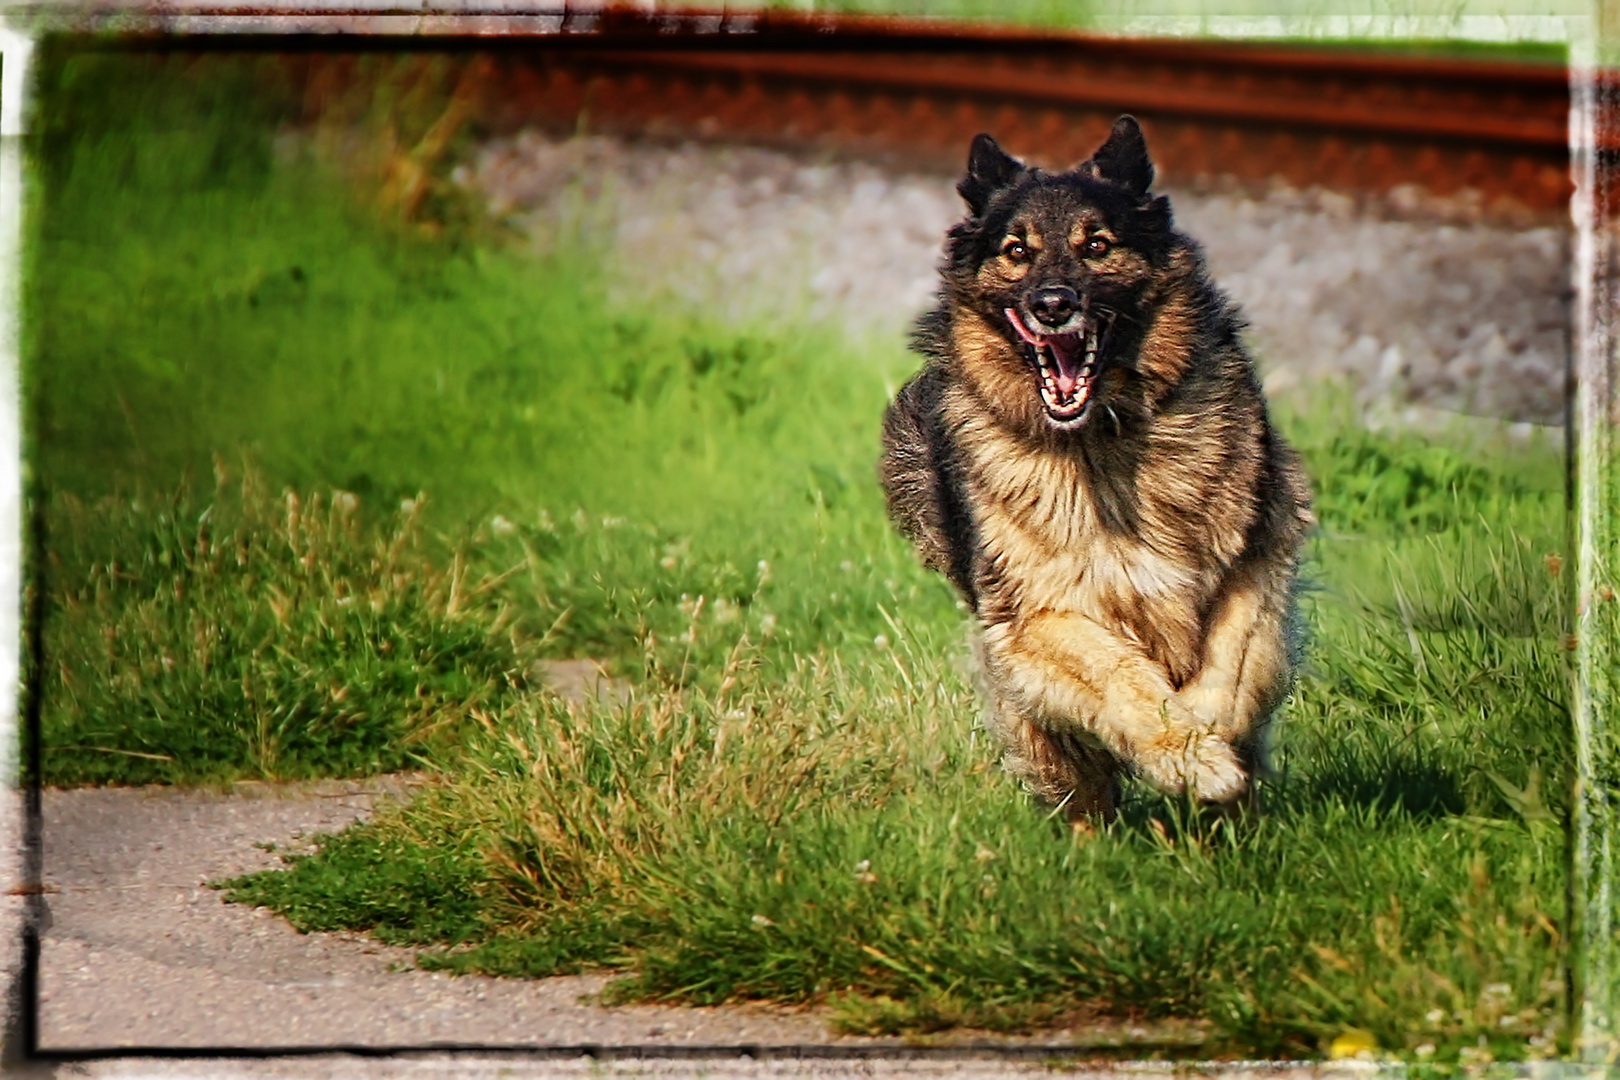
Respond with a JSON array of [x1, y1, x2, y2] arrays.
[[1004, 304, 1110, 424]]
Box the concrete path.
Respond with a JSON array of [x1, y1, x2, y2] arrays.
[[33, 780, 872, 1051], [15, 779, 1225, 1079], [10, 1055, 1357, 1079]]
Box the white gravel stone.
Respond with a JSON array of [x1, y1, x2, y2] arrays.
[[455, 132, 1571, 425]]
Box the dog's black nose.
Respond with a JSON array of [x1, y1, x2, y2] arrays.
[[1027, 286, 1080, 328]]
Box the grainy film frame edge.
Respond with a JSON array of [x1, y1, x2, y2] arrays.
[[0, 3, 1613, 1068], [1571, 0, 1620, 1060], [0, 11, 36, 1064], [0, 19, 31, 795]]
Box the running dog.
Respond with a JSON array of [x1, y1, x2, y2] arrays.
[[879, 116, 1312, 819]]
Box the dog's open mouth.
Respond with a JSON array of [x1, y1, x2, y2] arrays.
[[1004, 307, 1105, 423]]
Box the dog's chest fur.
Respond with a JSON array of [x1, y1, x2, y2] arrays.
[[943, 385, 1235, 687]]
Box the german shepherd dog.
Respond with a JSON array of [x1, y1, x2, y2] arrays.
[[880, 117, 1312, 820]]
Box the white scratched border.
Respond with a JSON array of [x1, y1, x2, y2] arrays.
[[0, 26, 30, 803], [0, 16, 33, 1073], [1569, 11, 1618, 1066], [0, 5, 1610, 1074]]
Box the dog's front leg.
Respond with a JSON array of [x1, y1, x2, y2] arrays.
[[1179, 561, 1298, 778], [984, 612, 1246, 803]]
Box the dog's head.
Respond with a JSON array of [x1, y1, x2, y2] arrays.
[[939, 117, 1181, 434]]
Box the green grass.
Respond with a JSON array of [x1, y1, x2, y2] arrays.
[[34, 46, 1573, 1062], [31, 46, 944, 783], [39, 477, 537, 784]]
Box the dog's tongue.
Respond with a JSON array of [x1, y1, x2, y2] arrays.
[[1047, 335, 1085, 400]]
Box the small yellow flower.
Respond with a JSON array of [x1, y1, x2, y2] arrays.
[[1328, 1029, 1377, 1060]]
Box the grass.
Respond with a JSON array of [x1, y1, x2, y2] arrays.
[[39, 475, 543, 784], [33, 45, 1574, 1062], [216, 465, 1573, 1061]]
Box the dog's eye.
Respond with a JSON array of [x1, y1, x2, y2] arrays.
[[1083, 236, 1112, 258], [1001, 239, 1029, 263]]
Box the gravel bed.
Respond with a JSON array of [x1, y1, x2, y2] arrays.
[[455, 132, 1572, 426]]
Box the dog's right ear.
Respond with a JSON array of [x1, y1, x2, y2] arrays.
[[957, 134, 1025, 216]]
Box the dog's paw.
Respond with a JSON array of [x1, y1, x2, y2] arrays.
[[1135, 732, 1248, 803]]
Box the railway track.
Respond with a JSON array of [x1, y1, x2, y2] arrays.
[[468, 11, 1577, 215], [80, 7, 1589, 216]]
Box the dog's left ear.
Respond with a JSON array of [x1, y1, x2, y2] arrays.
[[958, 134, 1026, 216], [1082, 116, 1154, 197]]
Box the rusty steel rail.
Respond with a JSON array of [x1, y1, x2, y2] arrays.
[[73, 6, 1582, 214], [444, 9, 1579, 214]]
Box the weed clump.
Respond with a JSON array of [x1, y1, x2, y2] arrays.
[[39, 467, 535, 785]]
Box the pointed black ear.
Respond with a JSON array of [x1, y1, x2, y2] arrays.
[[1087, 116, 1154, 196], [957, 134, 1025, 216]]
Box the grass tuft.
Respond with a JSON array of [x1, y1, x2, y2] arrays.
[[38, 465, 539, 785]]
